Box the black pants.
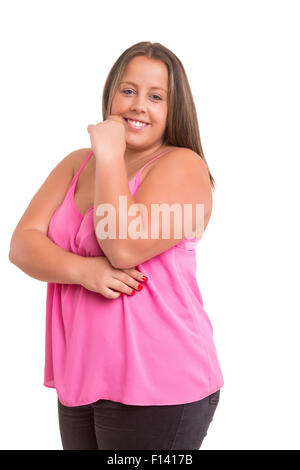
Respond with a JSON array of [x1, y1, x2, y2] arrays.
[[57, 390, 220, 450]]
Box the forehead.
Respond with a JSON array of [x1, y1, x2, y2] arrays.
[[121, 56, 168, 91]]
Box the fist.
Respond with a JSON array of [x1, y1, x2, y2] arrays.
[[87, 114, 126, 157]]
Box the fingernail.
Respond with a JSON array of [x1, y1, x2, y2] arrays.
[[137, 284, 143, 291], [142, 275, 148, 282], [131, 290, 135, 295]]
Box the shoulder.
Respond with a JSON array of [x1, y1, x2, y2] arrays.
[[143, 146, 212, 213], [71, 148, 93, 176], [150, 146, 211, 186]]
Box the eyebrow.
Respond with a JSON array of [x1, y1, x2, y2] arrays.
[[120, 81, 167, 93]]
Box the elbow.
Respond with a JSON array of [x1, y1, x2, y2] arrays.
[[96, 237, 137, 269], [9, 250, 14, 262], [8, 236, 17, 264], [108, 250, 137, 270], [8, 251, 14, 264], [109, 257, 133, 270], [8, 230, 25, 266]]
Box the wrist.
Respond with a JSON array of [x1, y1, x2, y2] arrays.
[[68, 253, 86, 285], [95, 150, 124, 162]]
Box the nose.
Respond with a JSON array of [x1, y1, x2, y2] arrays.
[[130, 95, 147, 114]]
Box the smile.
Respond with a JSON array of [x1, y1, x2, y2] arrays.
[[123, 118, 151, 130]]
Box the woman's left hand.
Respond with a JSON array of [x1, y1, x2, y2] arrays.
[[87, 114, 126, 158]]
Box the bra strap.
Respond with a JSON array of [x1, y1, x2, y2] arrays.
[[73, 150, 94, 181], [136, 149, 173, 181]]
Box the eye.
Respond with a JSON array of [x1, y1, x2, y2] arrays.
[[122, 89, 134, 95], [121, 89, 162, 101]]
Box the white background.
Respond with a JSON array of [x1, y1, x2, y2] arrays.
[[1, 0, 300, 450]]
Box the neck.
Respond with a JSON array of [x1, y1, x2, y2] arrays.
[[124, 142, 166, 168]]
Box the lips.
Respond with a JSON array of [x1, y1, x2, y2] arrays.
[[123, 117, 150, 125]]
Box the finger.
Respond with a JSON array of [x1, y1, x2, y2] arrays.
[[102, 286, 122, 299], [110, 272, 142, 291], [108, 278, 137, 296], [108, 115, 125, 125], [122, 268, 148, 282], [87, 124, 95, 133]]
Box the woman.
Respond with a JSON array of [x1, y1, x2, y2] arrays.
[[9, 41, 224, 450]]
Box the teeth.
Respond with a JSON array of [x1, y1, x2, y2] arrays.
[[127, 119, 148, 127]]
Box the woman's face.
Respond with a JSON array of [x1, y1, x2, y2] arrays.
[[111, 56, 168, 149]]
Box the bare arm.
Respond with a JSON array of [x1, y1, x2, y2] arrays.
[[93, 148, 212, 269], [9, 229, 83, 284], [8, 148, 146, 297], [8, 148, 89, 284]]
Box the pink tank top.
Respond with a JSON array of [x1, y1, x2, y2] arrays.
[[44, 149, 224, 406]]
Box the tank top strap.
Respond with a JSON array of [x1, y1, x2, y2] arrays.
[[72, 150, 94, 183], [135, 148, 173, 183]]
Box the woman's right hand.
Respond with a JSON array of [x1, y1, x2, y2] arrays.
[[76, 256, 147, 299]]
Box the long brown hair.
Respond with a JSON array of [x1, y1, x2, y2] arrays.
[[102, 41, 215, 190]]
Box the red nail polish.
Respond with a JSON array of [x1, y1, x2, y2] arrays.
[[142, 275, 148, 281], [131, 290, 135, 295], [137, 284, 143, 290]]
